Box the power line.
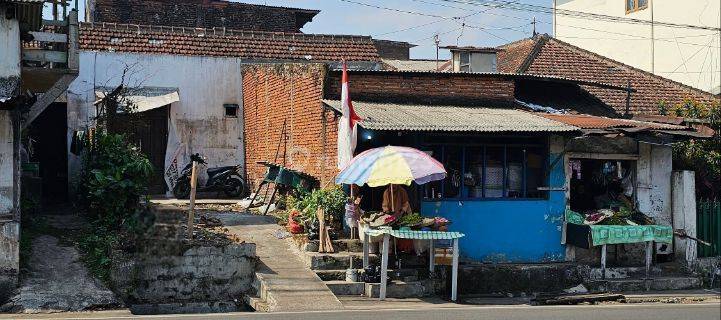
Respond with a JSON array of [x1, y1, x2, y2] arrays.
[[439, 0, 720, 31]]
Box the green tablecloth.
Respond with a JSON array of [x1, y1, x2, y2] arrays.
[[565, 209, 673, 246], [589, 224, 673, 246], [365, 228, 465, 240]]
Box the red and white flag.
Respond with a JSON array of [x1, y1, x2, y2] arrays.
[[337, 62, 362, 169]]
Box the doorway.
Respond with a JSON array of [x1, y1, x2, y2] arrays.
[[27, 102, 68, 204], [120, 106, 169, 195]]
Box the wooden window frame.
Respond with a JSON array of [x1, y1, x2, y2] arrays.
[[626, 0, 648, 14]]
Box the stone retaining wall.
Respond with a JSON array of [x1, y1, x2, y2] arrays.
[[109, 205, 256, 304]]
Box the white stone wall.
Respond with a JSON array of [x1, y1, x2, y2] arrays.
[[67, 51, 244, 190], [554, 0, 721, 94], [0, 12, 21, 216], [672, 170, 697, 264]]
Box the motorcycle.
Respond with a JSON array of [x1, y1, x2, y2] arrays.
[[173, 153, 246, 199]]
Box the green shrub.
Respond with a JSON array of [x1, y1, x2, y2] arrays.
[[287, 186, 348, 222]]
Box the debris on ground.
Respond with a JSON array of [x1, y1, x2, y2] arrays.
[[272, 229, 292, 240], [563, 284, 589, 294], [534, 293, 625, 305]]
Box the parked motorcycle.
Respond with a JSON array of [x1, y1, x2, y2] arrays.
[[173, 153, 246, 199]]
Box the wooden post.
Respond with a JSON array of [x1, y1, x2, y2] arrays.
[[363, 232, 370, 268], [390, 184, 395, 213], [645, 241, 653, 278], [601, 244, 607, 280], [429, 239, 435, 273], [380, 234, 390, 300], [187, 161, 198, 240], [451, 238, 459, 302]]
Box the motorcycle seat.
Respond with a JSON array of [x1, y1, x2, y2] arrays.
[[207, 166, 237, 177]]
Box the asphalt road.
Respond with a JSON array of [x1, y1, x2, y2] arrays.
[[5, 303, 720, 320]]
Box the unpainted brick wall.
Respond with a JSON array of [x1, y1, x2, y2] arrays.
[[92, 0, 312, 32], [242, 64, 338, 189], [324, 71, 516, 105]]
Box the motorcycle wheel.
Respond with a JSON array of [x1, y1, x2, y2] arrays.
[[224, 177, 245, 198], [173, 180, 191, 199]]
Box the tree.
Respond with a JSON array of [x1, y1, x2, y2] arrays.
[[660, 99, 721, 198]]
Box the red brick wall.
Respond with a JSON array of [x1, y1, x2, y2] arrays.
[[242, 64, 338, 189], [324, 71, 516, 105], [91, 0, 315, 33]]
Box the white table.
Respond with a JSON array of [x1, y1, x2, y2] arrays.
[[362, 228, 465, 301]]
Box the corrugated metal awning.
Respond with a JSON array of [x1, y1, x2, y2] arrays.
[[323, 99, 579, 132], [96, 86, 179, 112]]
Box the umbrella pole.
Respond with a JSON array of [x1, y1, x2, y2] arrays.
[[391, 184, 395, 213]]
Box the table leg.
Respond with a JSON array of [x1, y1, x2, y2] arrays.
[[380, 234, 390, 300], [429, 239, 435, 273], [451, 238, 459, 302], [601, 244, 607, 280], [645, 241, 652, 279], [363, 232, 369, 268]]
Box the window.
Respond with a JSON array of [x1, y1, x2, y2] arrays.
[[626, 0, 647, 13], [459, 52, 471, 72], [423, 140, 549, 200], [224, 104, 239, 118]]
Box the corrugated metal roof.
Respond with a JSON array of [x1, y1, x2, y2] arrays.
[[3, 0, 45, 3], [539, 114, 690, 130], [323, 100, 579, 132], [381, 59, 452, 72]]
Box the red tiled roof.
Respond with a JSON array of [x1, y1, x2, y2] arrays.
[[79, 23, 380, 62], [497, 35, 720, 115], [539, 114, 689, 130]]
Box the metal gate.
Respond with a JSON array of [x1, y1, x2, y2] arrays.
[[697, 200, 721, 257]]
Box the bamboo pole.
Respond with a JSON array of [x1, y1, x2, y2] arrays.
[[188, 161, 198, 240]]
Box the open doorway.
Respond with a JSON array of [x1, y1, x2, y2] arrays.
[[27, 102, 69, 205], [569, 159, 636, 214]]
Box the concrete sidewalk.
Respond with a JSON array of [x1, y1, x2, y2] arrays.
[[214, 213, 343, 312]]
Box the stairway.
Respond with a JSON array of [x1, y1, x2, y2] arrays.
[[585, 264, 703, 293], [292, 238, 437, 299]]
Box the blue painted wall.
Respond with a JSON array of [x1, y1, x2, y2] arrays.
[[420, 152, 567, 263]]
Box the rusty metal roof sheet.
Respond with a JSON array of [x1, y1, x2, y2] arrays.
[[539, 114, 690, 130], [323, 100, 579, 132]]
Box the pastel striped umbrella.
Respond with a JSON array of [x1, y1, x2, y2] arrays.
[[336, 146, 446, 187]]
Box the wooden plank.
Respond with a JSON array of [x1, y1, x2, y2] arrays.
[[567, 152, 639, 160], [22, 73, 76, 129], [188, 161, 198, 240], [451, 238, 459, 302], [29, 31, 67, 43], [42, 19, 67, 27], [22, 50, 67, 64], [380, 234, 389, 300]]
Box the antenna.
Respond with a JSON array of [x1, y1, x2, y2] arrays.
[[532, 17, 537, 36], [434, 34, 440, 71]]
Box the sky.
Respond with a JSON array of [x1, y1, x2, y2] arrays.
[[47, 0, 553, 59]]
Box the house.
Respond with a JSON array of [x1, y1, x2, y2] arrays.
[[241, 63, 707, 263], [86, 0, 320, 33], [1, 0, 78, 302], [68, 16, 381, 194], [552, 0, 720, 94], [498, 34, 720, 115]]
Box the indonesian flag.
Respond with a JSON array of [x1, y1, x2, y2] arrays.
[[337, 62, 362, 169]]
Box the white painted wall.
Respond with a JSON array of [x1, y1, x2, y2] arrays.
[[672, 170, 697, 265], [67, 52, 244, 192], [555, 0, 721, 94], [636, 143, 673, 254], [0, 13, 21, 215]]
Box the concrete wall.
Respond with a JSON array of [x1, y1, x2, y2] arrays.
[[420, 135, 567, 263], [67, 51, 244, 190], [0, 10, 21, 303], [672, 170, 697, 265], [637, 143, 673, 254], [554, 0, 721, 94]]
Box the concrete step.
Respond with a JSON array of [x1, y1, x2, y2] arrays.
[[242, 294, 270, 312], [587, 277, 703, 293], [299, 239, 365, 253], [325, 281, 366, 296], [316, 268, 422, 282], [303, 252, 379, 270], [365, 280, 435, 299], [589, 266, 664, 280]]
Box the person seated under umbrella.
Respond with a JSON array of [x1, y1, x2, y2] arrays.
[[382, 184, 412, 217]]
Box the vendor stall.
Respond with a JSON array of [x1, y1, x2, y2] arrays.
[[362, 227, 464, 301], [337, 145, 465, 301]]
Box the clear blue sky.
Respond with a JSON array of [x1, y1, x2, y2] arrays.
[[50, 0, 553, 59]]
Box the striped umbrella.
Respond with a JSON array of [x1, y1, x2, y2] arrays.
[[336, 146, 446, 187]]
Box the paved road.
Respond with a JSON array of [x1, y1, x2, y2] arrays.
[[6, 303, 720, 320]]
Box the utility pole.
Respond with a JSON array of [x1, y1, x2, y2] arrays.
[[434, 34, 440, 71]]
